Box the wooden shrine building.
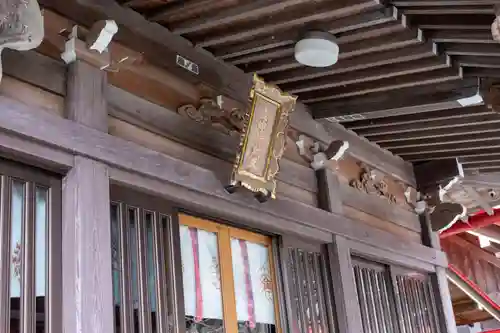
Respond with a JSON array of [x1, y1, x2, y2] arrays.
[[2, 1, 500, 333]]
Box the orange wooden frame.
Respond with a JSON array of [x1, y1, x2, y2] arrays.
[[178, 214, 281, 333]]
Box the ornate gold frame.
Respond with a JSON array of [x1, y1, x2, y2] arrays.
[[227, 74, 297, 201]]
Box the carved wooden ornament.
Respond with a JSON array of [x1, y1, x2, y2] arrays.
[[227, 74, 297, 201], [350, 163, 397, 204], [0, 0, 44, 83]]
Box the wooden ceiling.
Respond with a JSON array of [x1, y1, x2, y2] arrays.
[[115, 0, 500, 173]]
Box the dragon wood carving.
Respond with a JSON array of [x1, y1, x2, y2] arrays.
[[349, 163, 397, 204], [177, 98, 246, 136], [0, 0, 44, 83]]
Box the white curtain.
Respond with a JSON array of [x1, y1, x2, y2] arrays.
[[11, 183, 47, 298], [180, 225, 275, 324]]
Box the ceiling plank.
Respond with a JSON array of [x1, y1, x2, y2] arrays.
[[380, 132, 500, 150], [267, 42, 437, 85], [444, 43, 500, 56], [456, 55, 500, 68], [312, 78, 478, 119], [171, 0, 370, 35], [463, 67, 500, 78], [462, 155, 500, 164], [357, 113, 500, 137], [301, 67, 461, 103], [346, 105, 491, 130], [284, 55, 451, 94], [461, 173, 500, 188], [215, 8, 394, 60], [409, 13, 494, 29], [245, 29, 422, 74], [405, 148, 500, 162], [401, 5, 494, 14], [427, 29, 495, 43], [393, 0, 498, 6], [193, 0, 384, 47], [148, 0, 253, 24], [464, 161, 500, 170], [368, 123, 500, 144], [230, 21, 409, 65]]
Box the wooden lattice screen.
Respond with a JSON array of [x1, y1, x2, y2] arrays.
[[353, 258, 441, 333], [282, 243, 336, 333], [0, 159, 62, 333]]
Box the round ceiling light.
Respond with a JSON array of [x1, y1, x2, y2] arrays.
[[294, 31, 339, 68]]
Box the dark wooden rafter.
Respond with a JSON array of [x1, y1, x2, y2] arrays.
[[64, 0, 500, 176], [215, 8, 396, 60]]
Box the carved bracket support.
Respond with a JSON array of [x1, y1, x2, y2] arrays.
[[295, 134, 349, 171], [177, 97, 245, 136]]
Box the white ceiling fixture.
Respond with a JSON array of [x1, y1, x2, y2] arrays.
[[294, 31, 339, 68]]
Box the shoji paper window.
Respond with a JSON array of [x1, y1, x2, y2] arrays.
[[179, 214, 280, 333]]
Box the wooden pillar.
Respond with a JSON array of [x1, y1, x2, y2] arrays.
[[66, 60, 108, 131], [62, 60, 113, 333], [327, 235, 363, 333], [420, 212, 458, 333], [316, 168, 343, 214]]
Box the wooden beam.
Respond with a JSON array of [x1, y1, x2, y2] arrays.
[[402, 5, 494, 14], [168, 0, 380, 35], [444, 43, 500, 56], [215, 8, 396, 60], [284, 55, 451, 94], [312, 81, 478, 120], [455, 55, 500, 68], [369, 123, 500, 144], [409, 13, 494, 29], [346, 105, 491, 130], [63, 0, 253, 103], [302, 67, 462, 103], [192, 0, 385, 48], [148, 0, 236, 24], [267, 42, 437, 85], [461, 172, 500, 189], [62, 156, 114, 333], [0, 95, 445, 264], [230, 20, 408, 65], [393, 139, 500, 157], [380, 131, 500, 150], [474, 226, 500, 243], [405, 147, 500, 162], [414, 158, 463, 190], [357, 113, 500, 137], [427, 29, 495, 43], [393, 0, 498, 6]]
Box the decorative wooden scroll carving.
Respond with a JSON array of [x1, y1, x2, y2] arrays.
[[349, 163, 397, 204], [226, 74, 297, 202], [177, 97, 246, 136], [0, 0, 44, 83]]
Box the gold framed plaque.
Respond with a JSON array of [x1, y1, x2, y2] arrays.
[[226, 74, 297, 202]]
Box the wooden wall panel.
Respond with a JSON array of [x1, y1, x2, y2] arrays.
[[0, 48, 424, 244]]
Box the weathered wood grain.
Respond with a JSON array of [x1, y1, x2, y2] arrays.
[[0, 95, 445, 266], [316, 169, 343, 214], [327, 236, 364, 333], [62, 157, 114, 333], [66, 61, 108, 131]]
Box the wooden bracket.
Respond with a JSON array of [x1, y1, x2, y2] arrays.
[[43, 11, 141, 71], [295, 134, 349, 171]]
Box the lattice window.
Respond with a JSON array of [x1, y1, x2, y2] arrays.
[[352, 258, 441, 333], [110, 186, 177, 333], [282, 241, 336, 333], [0, 159, 62, 333]]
